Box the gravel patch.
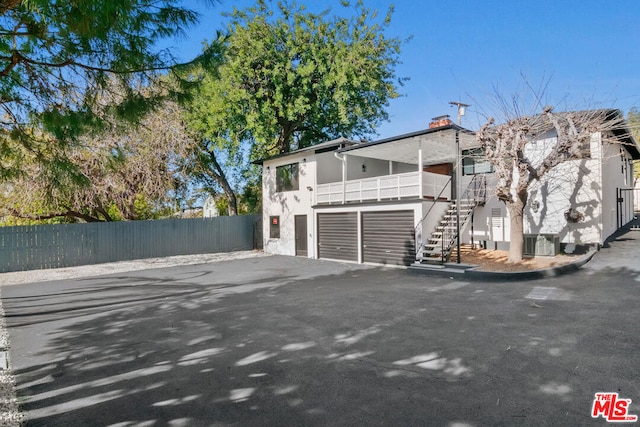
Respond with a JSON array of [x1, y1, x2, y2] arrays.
[[0, 249, 269, 425], [0, 290, 22, 427], [0, 250, 269, 286]]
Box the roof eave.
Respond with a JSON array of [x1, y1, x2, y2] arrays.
[[605, 109, 640, 160], [338, 124, 475, 154]]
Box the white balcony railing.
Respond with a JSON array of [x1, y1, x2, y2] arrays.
[[316, 171, 451, 204]]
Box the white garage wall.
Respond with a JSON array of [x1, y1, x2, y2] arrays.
[[262, 153, 316, 257]]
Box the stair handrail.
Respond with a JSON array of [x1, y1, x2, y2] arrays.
[[420, 173, 488, 263], [460, 173, 487, 206], [441, 174, 487, 260], [414, 176, 453, 257]]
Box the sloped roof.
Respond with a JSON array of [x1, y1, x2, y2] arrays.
[[253, 109, 640, 165], [549, 109, 640, 158], [253, 137, 359, 165], [603, 109, 640, 159], [484, 108, 640, 159], [339, 123, 474, 153]]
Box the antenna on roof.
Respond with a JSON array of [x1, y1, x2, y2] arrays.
[[449, 101, 471, 126]]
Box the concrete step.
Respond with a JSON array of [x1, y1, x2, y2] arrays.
[[408, 263, 467, 277], [413, 259, 448, 267]]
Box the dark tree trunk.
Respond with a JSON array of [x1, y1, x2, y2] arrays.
[[206, 147, 239, 216], [226, 189, 238, 216]]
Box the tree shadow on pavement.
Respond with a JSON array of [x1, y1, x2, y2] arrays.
[[4, 256, 640, 426]]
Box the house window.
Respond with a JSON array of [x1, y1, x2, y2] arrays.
[[270, 216, 280, 239], [276, 163, 299, 192], [462, 148, 493, 176], [581, 142, 591, 158]]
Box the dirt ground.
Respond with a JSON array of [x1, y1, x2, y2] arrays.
[[455, 244, 580, 272]]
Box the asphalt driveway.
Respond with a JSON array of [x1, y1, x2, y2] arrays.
[[3, 231, 640, 426]]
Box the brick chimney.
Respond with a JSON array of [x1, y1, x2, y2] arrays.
[[429, 115, 453, 128]]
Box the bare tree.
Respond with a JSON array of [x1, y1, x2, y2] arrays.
[[1, 100, 196, 222], [477, 107, 629, 262]]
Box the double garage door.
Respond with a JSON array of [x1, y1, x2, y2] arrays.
[[317, 210, 416, 266]]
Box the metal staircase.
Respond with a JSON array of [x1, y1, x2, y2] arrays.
[[416, 174, 487, 264]]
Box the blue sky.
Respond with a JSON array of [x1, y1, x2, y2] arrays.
[[167, 0, 640, 139]]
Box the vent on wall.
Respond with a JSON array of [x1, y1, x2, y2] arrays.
[[523, 234, 560, 257]]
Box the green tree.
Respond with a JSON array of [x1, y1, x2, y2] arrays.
[[183, 0, 404, 214], [182, 63, 245, 215], [193, 0, 404, 157], [0, 0, 215, 176], [238, 171, 262, 214]]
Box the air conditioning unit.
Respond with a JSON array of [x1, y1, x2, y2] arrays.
[[523, 234, 560, 257]]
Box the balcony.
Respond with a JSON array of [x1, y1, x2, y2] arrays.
[[316, 171, 452, 205]]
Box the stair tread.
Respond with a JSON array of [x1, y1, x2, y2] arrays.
[[418, 190, 482, 264], [421, 250, 450, 255]]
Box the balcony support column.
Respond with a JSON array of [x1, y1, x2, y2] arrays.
[[418, 143, 423, 199], [342, 155, 347, 204]]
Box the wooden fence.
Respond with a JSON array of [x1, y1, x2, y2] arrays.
[[0, 215, 261, 273]]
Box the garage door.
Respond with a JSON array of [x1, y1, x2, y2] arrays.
[[317, 212, 358, 262], [362, 210, 416, 266]]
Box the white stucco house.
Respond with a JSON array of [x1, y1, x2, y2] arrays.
[[256, 110, 640, 266], [203, 195, 220, 218]]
